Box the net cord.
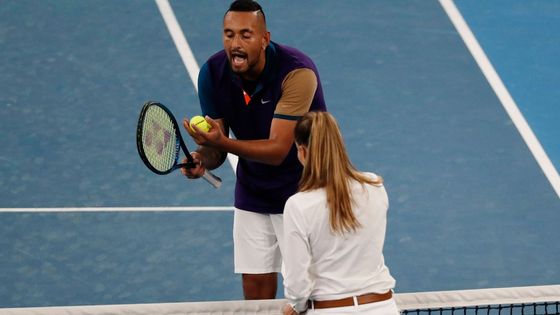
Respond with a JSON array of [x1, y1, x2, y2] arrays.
[[1, 285, 558, 315], [395, 284, 560, 310]]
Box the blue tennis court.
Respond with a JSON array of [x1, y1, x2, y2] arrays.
[[0, 0, 558, 308]]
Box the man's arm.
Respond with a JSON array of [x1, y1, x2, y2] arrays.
[[196, 145, 228, 170], [191, 68, 318, 166], [187, 115, 295, 166], [213, 117, 298, 166]]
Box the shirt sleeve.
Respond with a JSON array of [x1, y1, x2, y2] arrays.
[[273, 68, 317, 120], [198, 62, 222, 118], [282, 196, 313, 313]]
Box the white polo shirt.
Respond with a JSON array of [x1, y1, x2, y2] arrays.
[[282, 172, 396, 312]]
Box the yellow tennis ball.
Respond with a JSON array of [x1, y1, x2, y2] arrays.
[[190, 115, 211, 133]]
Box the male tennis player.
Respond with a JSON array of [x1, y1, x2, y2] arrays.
[[181, 0, 327, 300]]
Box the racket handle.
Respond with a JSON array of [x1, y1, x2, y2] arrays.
[[202, 170, 222, 189]]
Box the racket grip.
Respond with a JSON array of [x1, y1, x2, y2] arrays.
[[202, 170, 222, 189]]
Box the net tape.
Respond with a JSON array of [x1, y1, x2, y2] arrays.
[[397, 285, 560, 315], [1, 285, 558, 315]]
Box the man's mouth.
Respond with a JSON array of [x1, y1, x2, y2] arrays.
[[231, 52, 247, 67]]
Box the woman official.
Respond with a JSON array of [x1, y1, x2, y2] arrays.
[[282, 111, 398, 315]]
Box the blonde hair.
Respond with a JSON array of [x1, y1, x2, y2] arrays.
[[294, 111, 383, 234]]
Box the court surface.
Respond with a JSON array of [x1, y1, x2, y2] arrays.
[[0, 0, 558, 308]]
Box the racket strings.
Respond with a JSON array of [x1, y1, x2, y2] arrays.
[[142, 106, 179, 172]]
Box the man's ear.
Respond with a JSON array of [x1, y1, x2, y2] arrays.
[[262, 31, 271, 50]]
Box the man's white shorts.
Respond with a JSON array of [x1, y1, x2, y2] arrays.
[[233, 208, 285, 274]]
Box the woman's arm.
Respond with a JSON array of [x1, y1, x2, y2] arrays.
[[282, 197, 313, 313]]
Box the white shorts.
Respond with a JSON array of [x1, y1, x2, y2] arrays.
[[308, 298, 399, 315], [233, 208, 285, 274]]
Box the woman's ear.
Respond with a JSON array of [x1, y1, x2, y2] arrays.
[[296, 144, 307, 165]]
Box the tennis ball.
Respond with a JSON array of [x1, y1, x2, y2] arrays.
[[190, 115, 211, 133]]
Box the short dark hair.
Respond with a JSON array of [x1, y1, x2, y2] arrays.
[[226, 0, 266, 24]]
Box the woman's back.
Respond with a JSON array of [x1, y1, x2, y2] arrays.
[[283, 172, 395, 301], [283, 111, 398, 314]]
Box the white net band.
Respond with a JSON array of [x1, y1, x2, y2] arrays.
[[1, 285, 559, 315]]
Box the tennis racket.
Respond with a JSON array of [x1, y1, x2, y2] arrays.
[[136, 101, 222, 188]]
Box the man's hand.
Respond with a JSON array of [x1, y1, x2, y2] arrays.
[[180, 151, 205, 179], [184, 116, 224, 148]]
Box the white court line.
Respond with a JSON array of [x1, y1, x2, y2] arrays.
[[155, 0, 239, 172], [439, 0, 560, 198], [2, 2, 236, 214], [0, 207, 235, 213]]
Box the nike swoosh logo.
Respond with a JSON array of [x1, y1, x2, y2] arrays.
[[261, 99, 271, 104]]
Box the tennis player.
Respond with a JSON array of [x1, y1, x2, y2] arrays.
[[181, 0, 327, 299], [282, 111, 398, 315]]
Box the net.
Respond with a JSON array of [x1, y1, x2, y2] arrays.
[[1, 285, 558, 315], [397, 285, 560, 315], [142, 105, 179, 172]]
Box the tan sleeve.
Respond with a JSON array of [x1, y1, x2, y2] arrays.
[[274, 68, 318, 119]]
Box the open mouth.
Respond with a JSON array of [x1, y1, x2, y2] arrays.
[[231, 51, 247, 67]]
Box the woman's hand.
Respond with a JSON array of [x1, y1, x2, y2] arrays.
[[282, 304, 300, 315]]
